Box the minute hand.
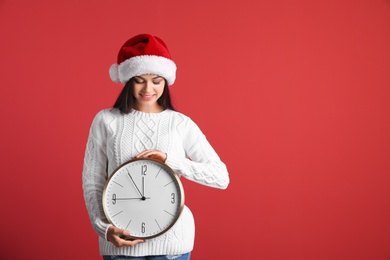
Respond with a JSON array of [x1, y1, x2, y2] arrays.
[[126, 169, 145, 199]]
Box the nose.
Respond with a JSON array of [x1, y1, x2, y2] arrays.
[[143, 80, 153, 92]]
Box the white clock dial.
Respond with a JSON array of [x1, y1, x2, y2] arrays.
[[102, 158, 184, 239]]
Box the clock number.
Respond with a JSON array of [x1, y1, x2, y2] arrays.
[[112, 194, 116, 204], [142, 165, 147, 176], [141, 222, 146, 233], [171, 193, 175, 204]]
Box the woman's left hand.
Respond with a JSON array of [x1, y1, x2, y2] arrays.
[[134, 150, 167, 163]]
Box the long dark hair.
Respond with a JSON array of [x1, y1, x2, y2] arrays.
[[113, 78, 175, 114]]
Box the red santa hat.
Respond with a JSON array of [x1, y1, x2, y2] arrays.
[[109, 34, 177, 86]]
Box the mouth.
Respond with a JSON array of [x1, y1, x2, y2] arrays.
[[140, 94, 155, 101]]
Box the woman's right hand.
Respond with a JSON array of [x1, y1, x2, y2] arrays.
[[106, 225, 146, 247]]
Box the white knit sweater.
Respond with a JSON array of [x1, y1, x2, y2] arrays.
[[82, 108, 229, 256]]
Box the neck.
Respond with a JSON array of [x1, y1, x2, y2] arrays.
[[133, 104, 164, 113]]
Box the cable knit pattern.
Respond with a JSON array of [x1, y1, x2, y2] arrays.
[[82, 108, 229, 257]]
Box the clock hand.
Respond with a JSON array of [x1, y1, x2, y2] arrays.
[[142, 176, 145, 197], [126, 169, 145, 199], [116, 197, 150, 200], [141, 164, 147, 197]]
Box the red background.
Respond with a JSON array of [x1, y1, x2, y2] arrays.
[[1, 0, 390, 259]]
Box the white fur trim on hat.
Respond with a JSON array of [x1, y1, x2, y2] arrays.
[[109, 64, 120, 82], [109, 55, 176, 85]]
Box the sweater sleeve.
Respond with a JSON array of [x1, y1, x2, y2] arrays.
[[82, 110, 111, 239], [165, 117, 229, 189]]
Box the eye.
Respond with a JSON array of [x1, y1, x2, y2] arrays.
[[153, 81, 163, 85], [134, 77, 145, 84]]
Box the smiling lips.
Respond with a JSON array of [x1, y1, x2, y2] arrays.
[[140, 94, 155, 101]]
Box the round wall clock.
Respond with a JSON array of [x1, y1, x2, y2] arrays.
[[102, 158, 185, 239]]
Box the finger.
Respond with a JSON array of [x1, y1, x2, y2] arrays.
[[108, 227, 129, 244], [117, 229, 131, 239], [148, 153, 166, 162], [113, 235, 146, 247], [134, 150, 154, 158], [122, 239, 146, 247], [136, 151, 160, 159], [134, 151, 166, 162]]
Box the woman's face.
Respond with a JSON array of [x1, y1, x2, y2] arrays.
[[132, 74, 166, 112]]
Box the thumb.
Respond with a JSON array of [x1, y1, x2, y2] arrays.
[[122, 229, 131, 236], [118, 229, 131, 240]]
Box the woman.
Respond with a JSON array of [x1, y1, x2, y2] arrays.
[[82, 34, 229, 260]]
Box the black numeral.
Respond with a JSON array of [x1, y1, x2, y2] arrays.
[[112, 194, 116, 204], [171, 193, 175, 204], [141, 222, 146, 233], [142, 165, 147, 176]]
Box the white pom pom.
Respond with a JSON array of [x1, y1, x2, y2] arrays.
[[109, 63, 120, 83]]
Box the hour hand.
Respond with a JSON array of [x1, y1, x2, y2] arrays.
[[115, 197, 150, 200]]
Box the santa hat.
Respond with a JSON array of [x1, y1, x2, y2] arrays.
[[109, 34, 176, 86]]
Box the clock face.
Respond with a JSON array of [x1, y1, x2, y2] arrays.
[[102, 158, 184, 239]]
